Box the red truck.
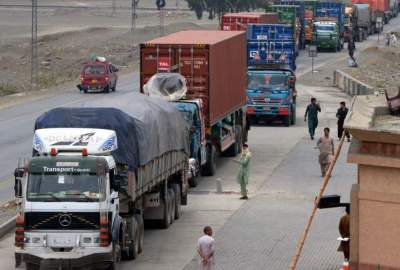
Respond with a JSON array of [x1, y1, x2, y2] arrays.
[[140, 31, 248, 176], [221, 12, 280, 31], [77, 59, 119, 93], [352, 0, 390, 24]]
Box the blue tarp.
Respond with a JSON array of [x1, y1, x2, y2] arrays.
[[34, 93, 189, 170]]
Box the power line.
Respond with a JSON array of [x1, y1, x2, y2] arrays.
[[31, 0, 38, 89]]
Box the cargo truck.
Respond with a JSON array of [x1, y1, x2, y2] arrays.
[[14, 94, 189, 269], [352, 0, 389, 26], [221, 12, 280, 31], [273, 1, 307, 50], [345, 4, 372, 42], [267, 5, 303, 54], [246, 24, 297, 126], [140, 31, 248, 177], [313, 2, 345, 51]]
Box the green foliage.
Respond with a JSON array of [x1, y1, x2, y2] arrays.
[[185, 0, 269, 20]]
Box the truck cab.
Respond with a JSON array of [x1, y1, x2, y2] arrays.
[[16, 128, 121, 269], [246, 67, 296, 126], [172, 100, 206, 187], [312, 21, 344, 51]]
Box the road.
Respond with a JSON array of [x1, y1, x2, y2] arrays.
[[0, 16, 399, 269]]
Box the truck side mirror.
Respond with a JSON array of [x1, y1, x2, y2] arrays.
[[14, 168, 24, 198], [110, 191, 119, 204]]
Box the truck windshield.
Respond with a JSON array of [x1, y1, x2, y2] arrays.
[[83, 65, 105, 75], [316, 25, 335, 31], [27, 172, 105, 202], [248, 73, 289, 90]]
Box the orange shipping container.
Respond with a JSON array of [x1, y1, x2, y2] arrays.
[[352, 0, 390, 12], [221, 12, 280, 31], [140, 31, 247, 126]]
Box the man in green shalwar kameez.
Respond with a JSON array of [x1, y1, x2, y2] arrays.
[[235, 144, 251, 200]]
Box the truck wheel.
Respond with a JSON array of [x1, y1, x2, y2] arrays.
[[201, 144, 216, 176], [105, 85, 110, 93], [291, 106, 296, 125], [283, 112, 291, 127], [123, 217, 139, 260], [26, 263, 40, 270], [225, 126, 242, 157], [160, 192, 171, 229], [168, 189, 175, 225], [134, 214, 144, 254], [189, 173, 198, 187], [172, 184, 181, 219]]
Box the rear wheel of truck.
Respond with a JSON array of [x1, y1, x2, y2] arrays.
[[225, 126, 242, 157], [134, 214, 144, 253], [201, 144, 217, 176], [189, 173, 198, 187], [160, 191, 171, 229], [168, 188, 175, 225], [172, 184, 181, 219]]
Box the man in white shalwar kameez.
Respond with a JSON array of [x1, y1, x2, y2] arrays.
[[197, 226, 215, 270]]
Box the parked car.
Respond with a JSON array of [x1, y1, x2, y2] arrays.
[[77, 59, 118, 93]]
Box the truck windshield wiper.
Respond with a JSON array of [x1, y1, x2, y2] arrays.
[[30, 192, 62, 202], [65, 191, 96, 202]]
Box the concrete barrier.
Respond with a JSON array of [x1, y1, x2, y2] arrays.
[[333, 69, 374, 96]]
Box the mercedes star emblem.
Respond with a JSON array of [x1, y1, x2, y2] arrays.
[[58, 213, 72, 227]]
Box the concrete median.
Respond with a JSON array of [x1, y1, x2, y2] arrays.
[[333, 69, 374, 96]]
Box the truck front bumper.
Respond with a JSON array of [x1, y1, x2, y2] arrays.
[[247, 105, 290, 116], [16, 245, 113, 269]]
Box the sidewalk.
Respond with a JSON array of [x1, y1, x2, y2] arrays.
[[184, 134, 356, 270]]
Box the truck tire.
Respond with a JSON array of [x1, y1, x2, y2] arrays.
[[201, 144, 216, 176], [168, 188, 175, 225], [291, 106, 296, 125], [134, 214, 144, 254], [26, 263, 40, 270], [160, 192, 171, 229], [123, 217, 139, 260], [172, 184, 182, 219], [225, 126, 242, 157], [283, 111, 291, 127], [189, 173, 198, 187]]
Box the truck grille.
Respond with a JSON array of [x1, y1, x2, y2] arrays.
[[24, 212, 107, 230]]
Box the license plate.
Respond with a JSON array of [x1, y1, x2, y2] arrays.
[[91, 79, 97, 83]]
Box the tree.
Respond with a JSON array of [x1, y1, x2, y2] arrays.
[[185, 0, 269, 20]]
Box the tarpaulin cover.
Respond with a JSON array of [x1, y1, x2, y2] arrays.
[[143, 73, 188, 101], [34, 92, 189, 170]]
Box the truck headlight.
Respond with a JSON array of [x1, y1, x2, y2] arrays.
[[24, 237, 30, 243], [32, 237, 41, 244], [83, 237, 92, 244]]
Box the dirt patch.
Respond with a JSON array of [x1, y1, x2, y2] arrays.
[[343, 46, 400, 95]]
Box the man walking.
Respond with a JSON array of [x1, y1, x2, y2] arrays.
[[234, 144, 251, 200], [336, 101, 351, 141], [317, 128, 334, 177], [348, 37, 356, 63], [304, 97, 321, 140], [197, 226, 215, 270]]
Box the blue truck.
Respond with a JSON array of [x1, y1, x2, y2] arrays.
[[246, 24, 297, 126]]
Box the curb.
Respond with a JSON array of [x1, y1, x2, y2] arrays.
[[333, 69, 374, 96], [0, 215, 16, 239]]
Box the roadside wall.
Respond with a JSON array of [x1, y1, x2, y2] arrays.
[[333, 69, 374, 96]]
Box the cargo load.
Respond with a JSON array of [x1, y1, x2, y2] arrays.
[[140, 30, 248, 177], [140, 30, 247, 127], [247, 24, 296, 71], [221, 12, 279, 31], [34, 94, 189, 169]]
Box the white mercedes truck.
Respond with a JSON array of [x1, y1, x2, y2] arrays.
[[14, 95, 189, 270]]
